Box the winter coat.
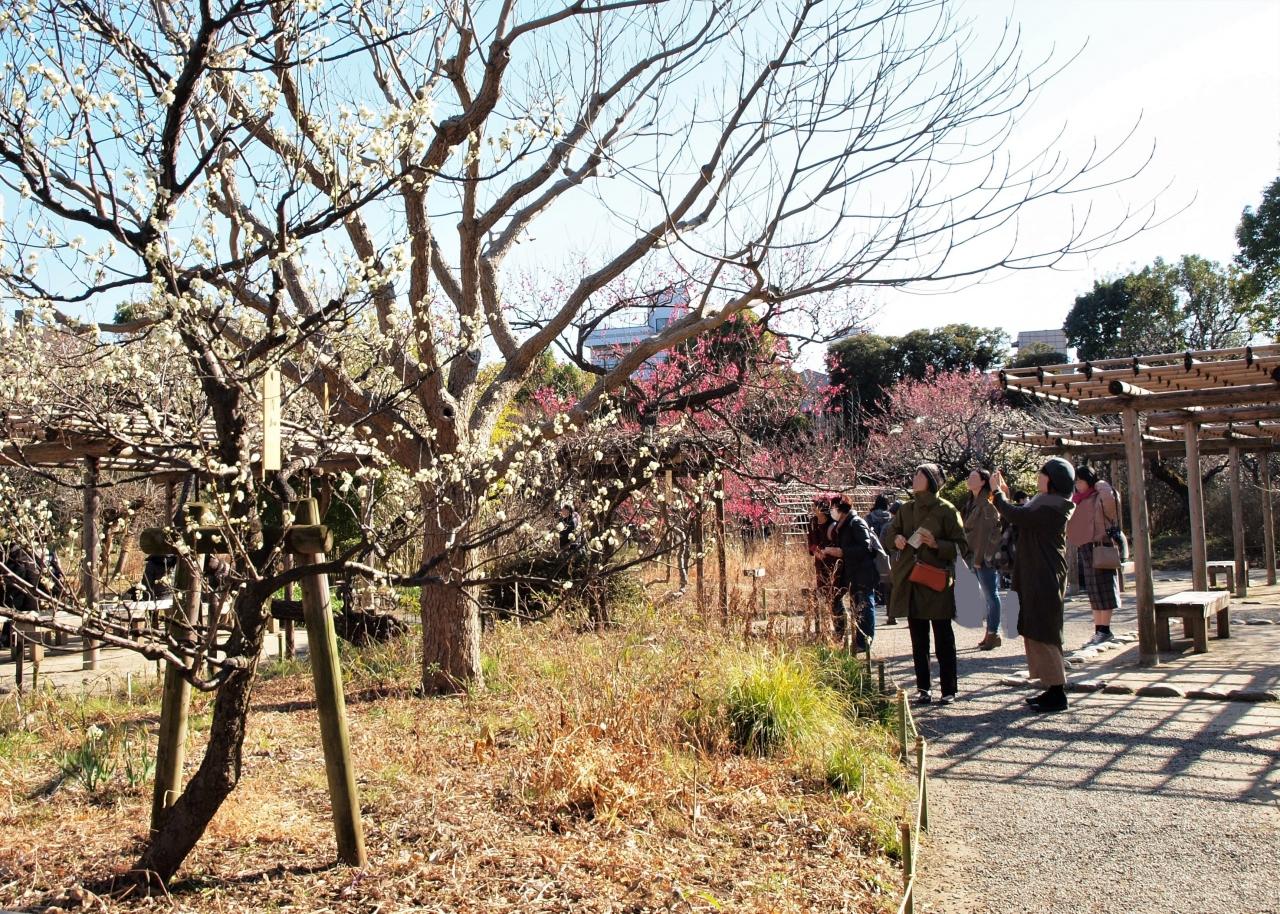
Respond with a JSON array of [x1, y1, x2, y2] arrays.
[[866, 509, 893, 540], [807, 517, 839, 585], [961, 493, 1003, 568], [0, 542, 40, 615], [993, 490, 1074, 646], [1066, 481, 1119, 547], [884, 492, 968, 621], [833, 512, 880, 593]]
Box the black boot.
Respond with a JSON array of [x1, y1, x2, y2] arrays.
[[1028, 685, 1068, 713]]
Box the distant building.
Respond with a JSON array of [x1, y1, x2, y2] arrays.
[[585, 286, 690, 372], [1014, 328, 1070, 353]]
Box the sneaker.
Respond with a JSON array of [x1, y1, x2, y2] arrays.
[[912, 690, 932, 706], [939, 693, 956, 705], [1083, 631, 1110, 648]]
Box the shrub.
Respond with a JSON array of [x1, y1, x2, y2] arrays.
[[721, 652, 851, 757]]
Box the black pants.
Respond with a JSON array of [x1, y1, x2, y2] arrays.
[[908, 616, 957, 696]]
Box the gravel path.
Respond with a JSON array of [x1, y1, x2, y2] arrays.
[[874, 588, 1280, 914]]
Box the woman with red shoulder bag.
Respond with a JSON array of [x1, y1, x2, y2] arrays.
[[884, 464, 969, 706]]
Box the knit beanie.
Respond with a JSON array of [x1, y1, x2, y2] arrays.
[[1040, 457, 1076, 497], [917, 463, 944, 494]]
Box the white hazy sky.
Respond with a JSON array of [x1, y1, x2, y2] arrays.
[[869, 0, 1280, 342]]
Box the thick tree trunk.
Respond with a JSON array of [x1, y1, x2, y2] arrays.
[[419, 526, 482, 695], [128, 602, 269, 886]]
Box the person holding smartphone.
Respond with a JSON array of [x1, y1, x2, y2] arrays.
[[990, 461, 1076, 713]]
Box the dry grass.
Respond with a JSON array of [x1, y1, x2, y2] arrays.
[[0, 546, 907, 913]]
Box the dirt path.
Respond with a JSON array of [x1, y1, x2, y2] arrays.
[[874, 576, 1280, 914]]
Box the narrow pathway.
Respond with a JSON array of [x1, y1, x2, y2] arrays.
[[874, 579, 1280, 914]]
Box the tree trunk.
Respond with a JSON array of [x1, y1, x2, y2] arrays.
[[1148, 456, 1190, 518], [128, 602, 269, 886], [419, 526, 482, 695]]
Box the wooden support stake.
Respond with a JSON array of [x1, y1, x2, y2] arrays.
[[283, 554, 297, 659], [664, 470, 673, 584], [81, 456, 101, 670], [13, 631, 25, 693], [151, 559, 201, 834], [1263, 456, 1277, 586], [1185, 422, 1208, 592], [1122, 407, 1158, 666], [30, 639, 41, 692], [694, 509, 706, 613], [900, 820, 914, 906], [1229, 446, 1248, 598], [897, 690, 908, 762], [715, 490, 728, 625], [915, 738, 929, 831], [293, 500, 367, 868]]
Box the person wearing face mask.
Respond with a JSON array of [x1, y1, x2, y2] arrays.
[[884, 464, 969, 706], [807, 496, 841, 633], [990, 460, 1076, 714]]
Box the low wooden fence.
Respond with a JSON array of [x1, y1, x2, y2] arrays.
[[895, 689, 930, 914]]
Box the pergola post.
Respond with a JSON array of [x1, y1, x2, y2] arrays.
[[1184, 422, 1208, 591], [1262, 455, 1276, 586], [1122, 407, 1158, 666], [80, 456, 101, 670], [1228, 446, 1247, 598]]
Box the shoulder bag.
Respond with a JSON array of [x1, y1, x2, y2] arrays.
[[907, 558, 948, 592]]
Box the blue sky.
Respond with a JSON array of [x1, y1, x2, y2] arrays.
[[871, 0, 1280, 341]]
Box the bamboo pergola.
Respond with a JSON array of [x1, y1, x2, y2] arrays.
[[1000, 345, 1280, 666]]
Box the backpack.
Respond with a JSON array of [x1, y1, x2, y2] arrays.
[[994, 522, 1016, 572], [863, 520, 892, 578]]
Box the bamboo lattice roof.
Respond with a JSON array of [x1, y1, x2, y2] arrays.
[[999, 345, 1280, 455]]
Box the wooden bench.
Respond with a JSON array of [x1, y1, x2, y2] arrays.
[[1207, 560, 1245, 593], [1155, 590, 1231, 653]]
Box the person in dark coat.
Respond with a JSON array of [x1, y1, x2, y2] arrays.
[[991, 460, 1076, 713], [824, 495, 880, 650], [806, 497, 840, 632], [1, 541, 41, 653], [865, 493, 894, 618], [884, 465, 969, 705], [557, 502, 583, 554], [866, 494, 893, 540]]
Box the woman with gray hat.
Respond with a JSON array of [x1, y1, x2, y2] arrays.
[[991, 459, 1076, 713], [884, 464, 968, 706]]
